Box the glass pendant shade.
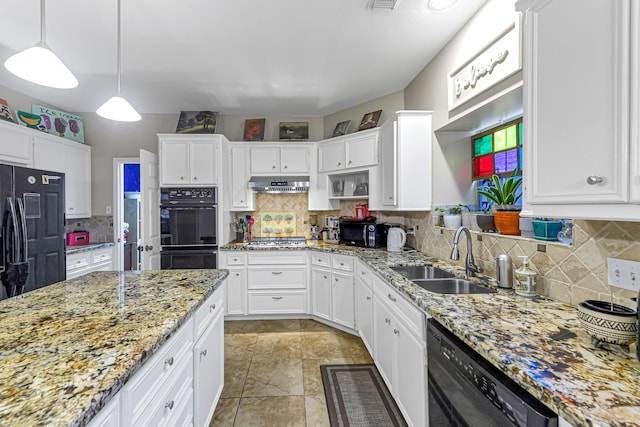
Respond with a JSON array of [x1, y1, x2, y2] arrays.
[[96, 96, 141, 122], [428, 0, 458, 10]]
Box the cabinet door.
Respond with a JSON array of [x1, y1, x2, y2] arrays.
[[318, 142, 345, 172], [226, 268, 246, 316], [524, 0, 630, 204], [311, 267, 332, 321], [190, 140, 217, 184], [231, 147, 251, 209], [395, 320, 426, 427], [250, 147, 280, 173], [194, 309, 224, 427], [0, 121, 31, 166], [65, 143, 92, 218], [355, 276, 374, 355], [380, 120, 397, 207], [33, 134, 65, 173], [346, 133, 378, 169], [280, 147, 309, 173], [160, 140, 189, 185], [373, 295, 394, 390], [332, 272, 355, 329]]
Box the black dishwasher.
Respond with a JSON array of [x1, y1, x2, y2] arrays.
[[427, 319, 558, 427]]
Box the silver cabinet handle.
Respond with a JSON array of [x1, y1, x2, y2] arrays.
[[210, 304, 216, 312], [235, 272, 240, 277], [193, 176, 198, 180], [145, 245, 153, 251], [165, 357, 174, 367], [586, 175, 603, 185], [388, 196, 393, 200], [323, 275, 328, 279], [335, 277, 339, 282], [272, 165, 276, 169], [165, 401, 174, 410], [284, 165, 288, 169], [201, 349, 207, 357], [272, 296, 283, 300], [394, 329, 399, 335], [366, 296, 371, 301], [339, 262, 344, 266], [240, 200, 244, 204], [361, 271, 366, 275], [387, 293, 397, 302], [69, 206, 74, 210], [385, 318, 390, 324], [271, 271, 283, 275], [337, 162, 341, 166], [348, 160, 352, 165], [180, 176, 184, 180]]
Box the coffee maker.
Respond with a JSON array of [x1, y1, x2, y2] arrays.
[[325, 215, 340, 243]]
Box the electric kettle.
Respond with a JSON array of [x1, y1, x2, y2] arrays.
[[387, 226, 406, 252]]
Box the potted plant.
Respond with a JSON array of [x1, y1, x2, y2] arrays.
[[478, 169, 522, 235], [475, 206, 497, 232], [432, 207, 445, 227], [531, 218, 563, 241], [443, 204, 468, 229]]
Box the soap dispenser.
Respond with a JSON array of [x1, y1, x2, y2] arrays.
[[515, 256, 537, 297]]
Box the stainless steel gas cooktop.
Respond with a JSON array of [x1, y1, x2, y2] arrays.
[[246, 236, 308, 248]]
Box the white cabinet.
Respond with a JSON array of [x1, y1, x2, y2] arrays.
[[193, 287, 225, 427], [318, 129, 378, 173], [250, 145, 309, 174], [220, 252, 247, 315], [518, 0, 640, 220], [0, 120, 32, 166], [310, 253, 355, 330], [372, 276, 427, 427], [87, 394, 120, 427], [355, 260, 374, 355], [376, 111, 432, 211], [66, 246, 114, 279], [33, 133, 92, 218], [158, 135, 223, 186], [230, 146, 254, 210]]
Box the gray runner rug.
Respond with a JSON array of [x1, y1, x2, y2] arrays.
[[320, 364, 408, 427]]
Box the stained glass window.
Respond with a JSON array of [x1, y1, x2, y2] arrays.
[[471, 117, 523, 180]]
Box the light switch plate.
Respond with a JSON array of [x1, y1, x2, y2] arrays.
[[607, 257, 640, 292]]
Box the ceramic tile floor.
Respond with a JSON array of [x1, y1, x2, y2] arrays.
[[209, 319, 374, 427]]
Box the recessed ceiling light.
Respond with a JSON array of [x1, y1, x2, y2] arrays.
[[429, 0, 458, 11]]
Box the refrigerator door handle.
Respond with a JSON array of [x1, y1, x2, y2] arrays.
[[6, 197, 19, 264], [16, 198, 28, 262]]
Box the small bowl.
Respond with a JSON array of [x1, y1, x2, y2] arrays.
[[577, 300, 638, 345]]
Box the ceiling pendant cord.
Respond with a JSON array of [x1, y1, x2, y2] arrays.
[[96, 0, 141, 122], [40, 0, 46, 46]]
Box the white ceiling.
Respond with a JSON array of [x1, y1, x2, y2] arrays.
[[0, 0, 487, 117]]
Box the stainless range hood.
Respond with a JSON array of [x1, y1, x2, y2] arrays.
[[248, 176, 310, 193]]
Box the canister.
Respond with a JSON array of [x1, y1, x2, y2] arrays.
[[495, 254, 513, 289]]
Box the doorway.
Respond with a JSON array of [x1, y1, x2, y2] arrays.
[[113, 157, 140, 271]]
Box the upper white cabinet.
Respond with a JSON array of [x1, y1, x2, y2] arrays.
[[230, 146, 254, 210], [375, 111, 433, 211], [250, 145, 309, 174], [518, 0, 640, 220], [318, 129, 378, 173], [0, 120, 32, 166], [159, 134, 225, 186], [33, 133, 92, 219]]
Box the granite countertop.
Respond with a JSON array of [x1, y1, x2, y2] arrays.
[[0, 269, 228, 427], [221, 241, 640, 427], [66, 242, 115, 255]]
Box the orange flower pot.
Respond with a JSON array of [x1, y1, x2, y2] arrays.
[[494, 210, 521, 235]]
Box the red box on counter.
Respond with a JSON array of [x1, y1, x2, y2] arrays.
[[66, 232, 90, 246]]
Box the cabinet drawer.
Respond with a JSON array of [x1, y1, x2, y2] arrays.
[[67, 252, 91, 272], [248, 291, 307, 314], [125, 318, 194, 422], [224, 252, 246, 266], [373, 277, 424, 338], [332, 254, 354, 272], [247, 251, 306, 265], [247, 268, 307, 289], [91, 247, 113, 264], [194, 286, 225, 338], [133, 354, 193, 427], [355, 261, 373, 287], [311, 252, 331, 267]]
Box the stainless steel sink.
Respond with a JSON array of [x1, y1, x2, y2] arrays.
[[391, 266, 455, 280], [411, 278, 496, 294]]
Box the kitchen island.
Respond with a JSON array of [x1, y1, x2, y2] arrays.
[[222, 241, 640, 427], [0, 269, 227, 427]]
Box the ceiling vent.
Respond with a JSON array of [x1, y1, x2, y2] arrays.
[[367, 0, 401, 10]]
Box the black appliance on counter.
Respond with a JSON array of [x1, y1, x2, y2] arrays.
[[160, 187, 217, 270], [339, 218, 388, 248], [1, 164, 65, 300], [427, 319, 558, 427]]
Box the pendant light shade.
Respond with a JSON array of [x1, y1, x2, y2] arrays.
[[4, 0, 78, 89], [97, 0, 141, 122]]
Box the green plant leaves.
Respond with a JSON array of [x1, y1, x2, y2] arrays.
[[478, 169, 522, 205]]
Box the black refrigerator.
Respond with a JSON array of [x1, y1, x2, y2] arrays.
[[1, 164, 66, 300]]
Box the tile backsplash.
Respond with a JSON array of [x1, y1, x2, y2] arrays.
[[65, 215, 114, 243]]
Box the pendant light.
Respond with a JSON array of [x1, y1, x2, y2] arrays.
[[4, 0, 78, 89], [96, 0, 141, 122]]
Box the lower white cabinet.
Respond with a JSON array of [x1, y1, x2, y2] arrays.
[[66, 246, 114, 279], [87, 393, 120, 427], [220, 252, 247, 315], [373, 276, 427, 427], [310, 253, 355, 329], [355, 260, 374, 355]]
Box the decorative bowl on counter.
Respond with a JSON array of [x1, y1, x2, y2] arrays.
[[577, 300, 638, 345]]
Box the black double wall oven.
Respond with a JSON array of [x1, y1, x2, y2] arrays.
[[160, 187, 217, 270]]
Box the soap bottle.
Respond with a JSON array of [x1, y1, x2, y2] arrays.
[[515, 256, 537, 297]]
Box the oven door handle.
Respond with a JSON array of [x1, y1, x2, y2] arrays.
[[160, 206, 217, 210]]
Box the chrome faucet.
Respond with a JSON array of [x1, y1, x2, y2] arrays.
[[451, 226, 482, 277]]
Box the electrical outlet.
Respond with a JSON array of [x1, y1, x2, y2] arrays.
[[607, 257, 640, 292], [105, 205, 112, 215]]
